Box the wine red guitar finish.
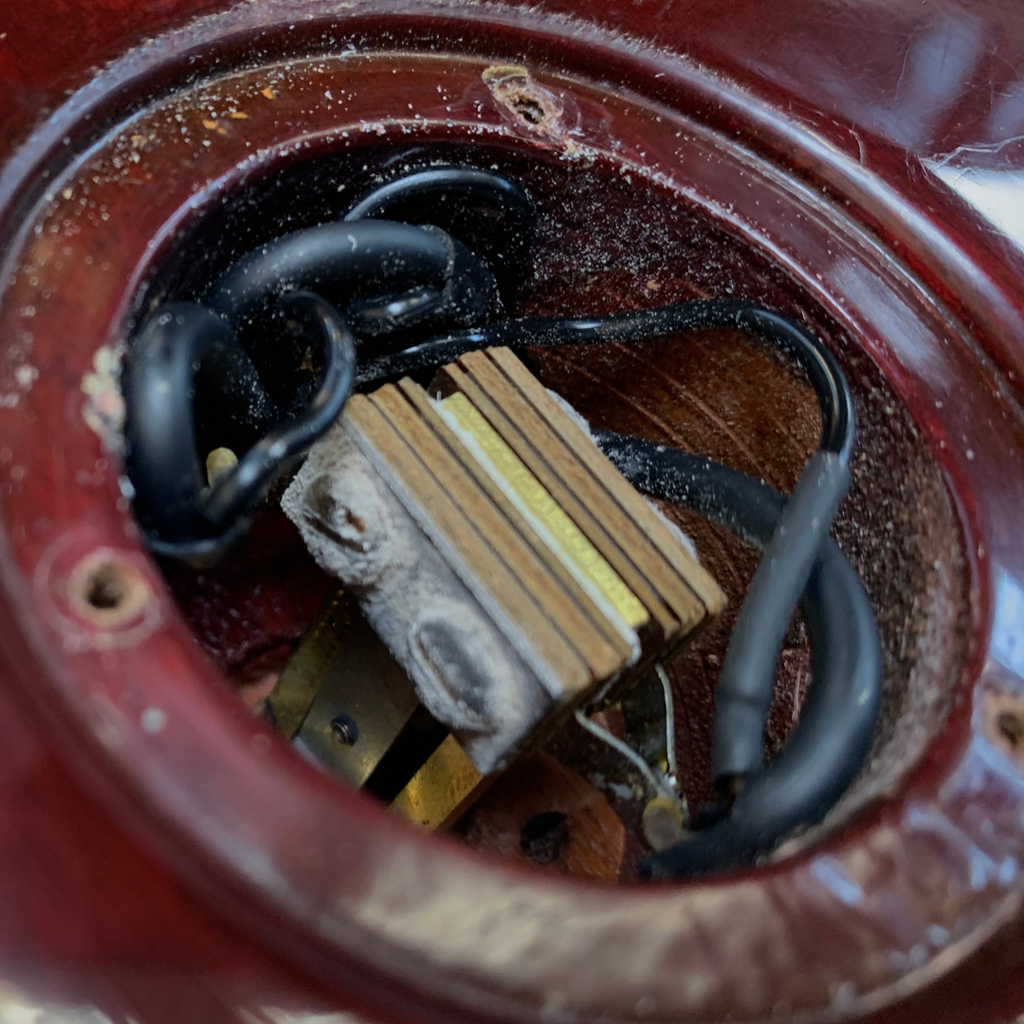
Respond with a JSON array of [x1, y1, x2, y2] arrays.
[[2, 3, 1024, 1023]]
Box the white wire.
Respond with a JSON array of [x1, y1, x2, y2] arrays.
[[655, 662, 678, 783], [574, 709, 686, 814]]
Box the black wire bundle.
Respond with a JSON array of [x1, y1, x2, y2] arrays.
[[122, 165, 881, 876]]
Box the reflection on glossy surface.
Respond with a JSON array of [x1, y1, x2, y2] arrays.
[[1, 0, 1024, 1022], [0, 983, 371, 1024], [648, 0, 1024, 279], [989, 569, 1024, 679], [253, 1012, 366, 1024], [0, 982, 114, 1024], [927, 164, 1024, 254]]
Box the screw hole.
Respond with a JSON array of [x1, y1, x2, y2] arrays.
[[330, 713, 359, 746], [998, 710, 1024, 750], [510, 94, 546, 125], [520, 810, 569, 865], [85, 561, 128, 610], [68, 550, 152, 631]]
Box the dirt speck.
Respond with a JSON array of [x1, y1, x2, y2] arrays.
[[81, 345, 124, 443]]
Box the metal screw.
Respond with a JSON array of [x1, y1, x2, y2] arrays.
[[330, 713, 359, 746]]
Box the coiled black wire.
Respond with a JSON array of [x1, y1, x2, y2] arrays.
[[123, 168, 517, 556], [122, 164, 881, 875], [123, 292, 357, 559], [594, 435, 880, 875]]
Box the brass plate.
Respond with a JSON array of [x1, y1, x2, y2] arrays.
[[264, 589, 351, 739], [293, 595, 420, 788], [391, 734, 485, 829]]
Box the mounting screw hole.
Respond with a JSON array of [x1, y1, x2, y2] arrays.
[[330, 713, 359, 746], [68, 550, 153, 631], [998, 710, 1024, 750], [85, 561, 128, 611]]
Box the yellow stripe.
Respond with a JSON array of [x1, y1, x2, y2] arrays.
[[440, 393, 649, 630]]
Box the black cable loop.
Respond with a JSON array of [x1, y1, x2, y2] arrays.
[[342, 165, 537, 305], [123, 293, 356, 560], [595, 435, 880, 876], [199, 292, 356, 530], [125, 199, 506, 556]]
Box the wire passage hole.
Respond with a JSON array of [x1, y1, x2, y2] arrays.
[[520, 810, 570, 865]]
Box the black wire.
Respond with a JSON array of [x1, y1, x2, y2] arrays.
[[355, 299, 854, 461], [594, 433, 881, 876], [122, 166, 882, 870], [710, 449, 852, 785], [343, 165, 537, 305], [123, 301, 259, 553], [205, 219, 498, 350], [125, 172, 514, 557], [123, 293, 355, 560], [200, 292, 356, 530]]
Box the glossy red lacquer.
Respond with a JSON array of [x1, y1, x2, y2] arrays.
[[2, 3, 1024, 1023]]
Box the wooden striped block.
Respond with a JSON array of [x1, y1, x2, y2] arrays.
[[341, 347, 724, 709]]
